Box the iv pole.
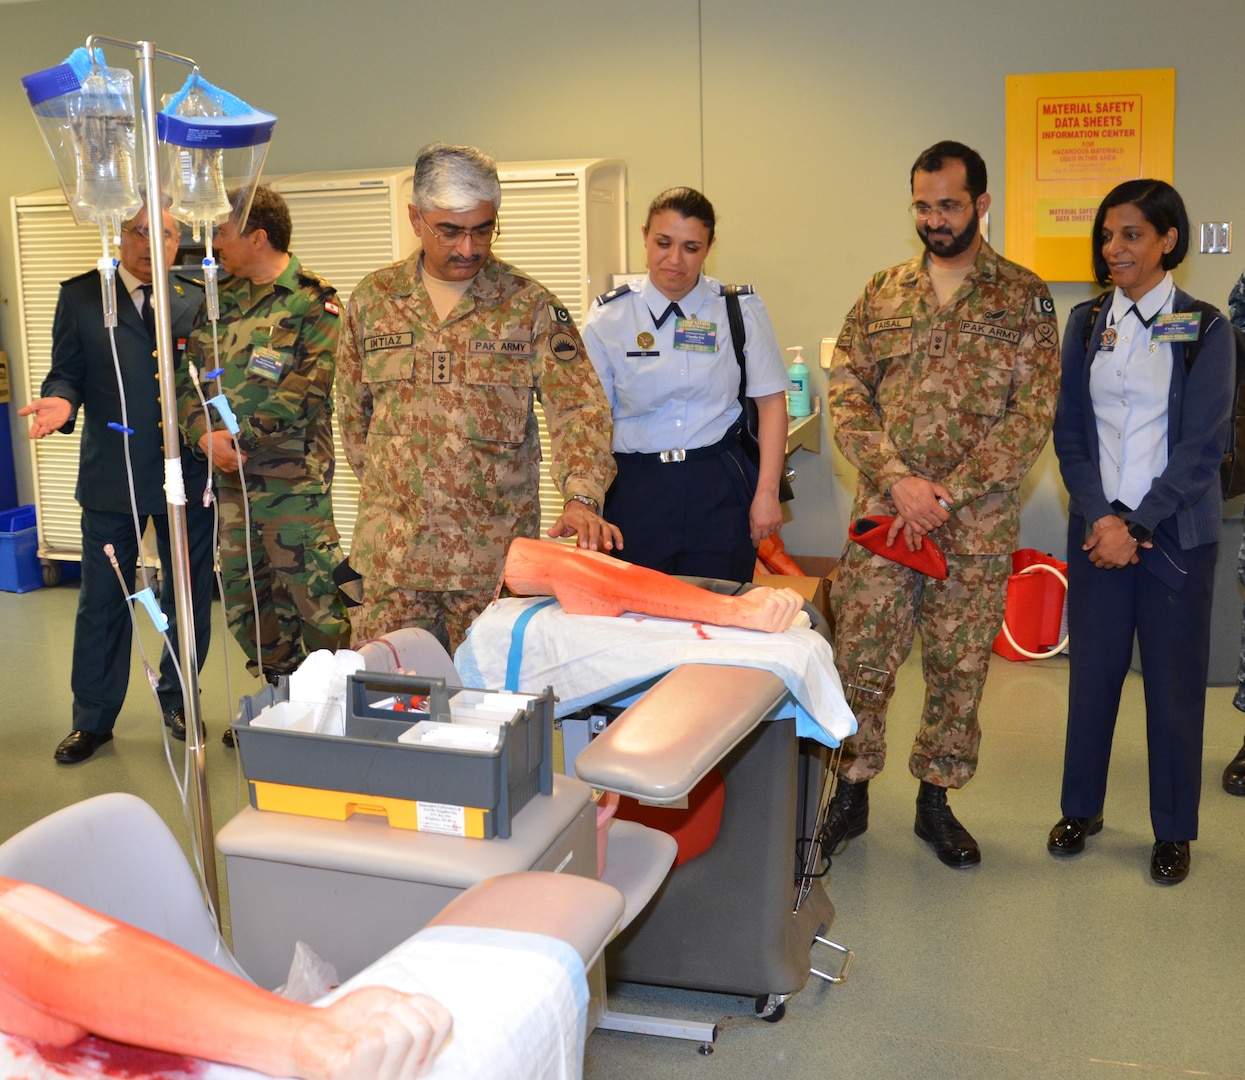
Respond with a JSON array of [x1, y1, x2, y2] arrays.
[[85, 34, 219, 917]]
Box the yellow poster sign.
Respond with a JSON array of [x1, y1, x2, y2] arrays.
[[1006, 70, 1174, 281]]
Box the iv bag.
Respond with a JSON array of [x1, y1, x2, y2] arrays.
[[159, 74, 276, 244], [21, 48, 142, 233], [162, 85, 231, 233]]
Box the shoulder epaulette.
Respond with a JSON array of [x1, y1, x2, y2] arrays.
[[594, 283, 636, 306], [62, 268, 98, 288], [720, 283, 754, 296]]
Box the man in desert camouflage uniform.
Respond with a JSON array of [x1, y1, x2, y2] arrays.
[[178, 186, 349, 717], [336, 143, 619, 653], [823, 141, 1060, 868]]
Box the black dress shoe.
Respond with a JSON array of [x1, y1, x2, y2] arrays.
[[1047, 814, 1104, 856], [1223, 739, 1245, 796], [1150, 840, 1191, 884], [820, 778, 869, 853], [914, 780, 980, 868], [54, 729, 113, 764], [163, 707, 187, 742]]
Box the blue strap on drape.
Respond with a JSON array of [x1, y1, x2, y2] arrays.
[[505, 598, 557, 690]]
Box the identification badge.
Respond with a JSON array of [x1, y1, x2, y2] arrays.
[[637, 331, 655, 349], [246, 345, 284, 382], [673, 317, 717, 352], [1150, 312, 1202, 342], [1099, 327, 1117, 351]]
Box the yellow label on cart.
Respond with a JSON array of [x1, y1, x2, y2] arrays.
[[250, 780, 488, 837]]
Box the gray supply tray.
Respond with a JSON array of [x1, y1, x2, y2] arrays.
[[232, 672, 554, 839]]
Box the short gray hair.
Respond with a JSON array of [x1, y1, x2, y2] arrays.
[[413, 143, 502, 212]]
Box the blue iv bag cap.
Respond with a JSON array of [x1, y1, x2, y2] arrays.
[[158, 73, 276, 149]]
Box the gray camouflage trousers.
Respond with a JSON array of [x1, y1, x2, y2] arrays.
[[830, 543, 1010, 788]]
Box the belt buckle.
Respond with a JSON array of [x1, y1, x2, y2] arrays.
[[659, 448, 686, 464]]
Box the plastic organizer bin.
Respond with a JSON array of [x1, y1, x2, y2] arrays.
[[232, 671, 554, 839], [0, 505, 41, 593]]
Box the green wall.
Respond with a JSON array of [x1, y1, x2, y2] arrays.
[[3, 0, 1243, 558]]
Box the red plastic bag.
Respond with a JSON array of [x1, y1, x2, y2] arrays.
[[991, 550, 1068, 661]]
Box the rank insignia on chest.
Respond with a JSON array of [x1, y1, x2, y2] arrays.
[[928, 328, 947, 357], [432, 350, 452, 383]]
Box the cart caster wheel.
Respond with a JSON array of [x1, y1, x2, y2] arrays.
[[755, 994, 786, 1023], [41, 562, 61, 587]]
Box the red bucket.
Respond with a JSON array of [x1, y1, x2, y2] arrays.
[[991, 550, 1068, 661]]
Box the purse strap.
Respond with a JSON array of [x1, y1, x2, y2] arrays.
[[724, 284, 750, 429]]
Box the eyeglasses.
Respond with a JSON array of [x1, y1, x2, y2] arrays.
[[123, 224, 179, 242], [421, 218, 500, 246], [909, 200, 975, 220]]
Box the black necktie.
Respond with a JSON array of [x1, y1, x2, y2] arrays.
[[1129, 303, 1159, 330], [651, 301, 684, 330], [140, 283, 156, 338]]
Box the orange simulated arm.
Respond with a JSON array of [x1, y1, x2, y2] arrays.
[[504, 537, 804, 633], [0, 877, 451, 1080]]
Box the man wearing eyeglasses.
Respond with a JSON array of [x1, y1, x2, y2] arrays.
[[177, 186, 349, 739], [335, 143, 619, 653], [823, 140, 1060, 868], [20, 204, 215, 764]]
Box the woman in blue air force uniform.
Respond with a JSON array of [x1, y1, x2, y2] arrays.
[[1048, 179, 1234, 885], [579, 187, 790, 583]]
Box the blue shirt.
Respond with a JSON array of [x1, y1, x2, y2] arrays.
[[1090, 273, 1174, 510], [580, 274, 789, 454]]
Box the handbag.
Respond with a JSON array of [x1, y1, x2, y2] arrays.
[[724, 284, 795, 502]]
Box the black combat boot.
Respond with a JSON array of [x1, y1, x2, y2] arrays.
[[820, 778, 869, 854], [914, 780, 980, 868]]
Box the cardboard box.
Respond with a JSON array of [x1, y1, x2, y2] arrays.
[[753, 553, 839, 629]]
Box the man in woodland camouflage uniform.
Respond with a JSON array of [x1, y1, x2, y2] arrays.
[[178, 186, 349, 727], [335, 143, 619, 653], [823, 141, 1060, 867]]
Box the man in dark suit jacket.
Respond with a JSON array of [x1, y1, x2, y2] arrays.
[[19, 205, 215, 764]]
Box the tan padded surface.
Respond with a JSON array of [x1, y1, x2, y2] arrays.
[[426, 871, 625, 966], [572, 664, 787, 802]]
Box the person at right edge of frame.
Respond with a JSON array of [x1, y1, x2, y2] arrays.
[[1219, 270, 1245, 798], [823, 140, 1060, 869], [1047, 180, 1233, 885]]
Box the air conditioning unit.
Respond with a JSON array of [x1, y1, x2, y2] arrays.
[[12, 159, 626, 569]]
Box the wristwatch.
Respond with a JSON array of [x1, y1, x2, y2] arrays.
[[1126, 520, 1153, 544], [565, 494, 600, 514]]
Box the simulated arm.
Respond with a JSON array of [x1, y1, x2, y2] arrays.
[[504, 537, 803, 633], [0, 878, 450, 1080]]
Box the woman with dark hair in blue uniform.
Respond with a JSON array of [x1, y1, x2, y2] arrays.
[[580, 187, 790, 583], [1047, 179, 1234, 884]]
